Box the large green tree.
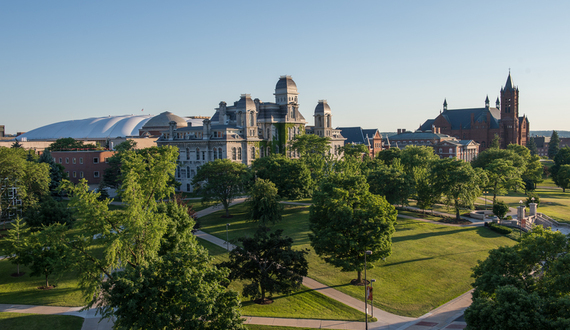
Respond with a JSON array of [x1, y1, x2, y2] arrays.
[[465, 227, 570, 329], [192, 159, 248, 217], [432, 158, 486, 220], [246, 178, 283, 225], [367, 160, 414, 206], [289, 134, 332, 184], [526, 136, 539, 156], [102, 246, 245, 330], [45, 146, 243, 328], [548, 130, 560, 159], [472, 148, 525, 203], [551, 147, 570, 189], [375, 148, 401, 166], [0, 147, 50, 222], [223, 227, 308, 303], [555, 164, 570, 192], [309, 172, 397, 283], [101, 140, 138, 189], [38, 150, 68, 196], [251, 154, 312, 199]]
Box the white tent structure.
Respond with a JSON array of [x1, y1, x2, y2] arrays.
[[16, 115, 154, 141]]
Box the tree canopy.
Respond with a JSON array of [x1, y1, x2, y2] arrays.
[[289, 134, 332, 184], [45, 146, 244, 328], [223, 227, 308, 303], [465, 227, 570, 329], [47, 137, 97, 151], [309, 171, 397, 283], [367, 160, 414, 206], [192, 159, 248, 217], [472, 147, 525, 203], [548, 130, 560, 159], [246, 178, 283, 225], [251, 154, 312, 199], [432, 158, 486, 220]]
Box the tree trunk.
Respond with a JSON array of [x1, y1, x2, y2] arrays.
[[45, 274, 49, 288], [261, 285, 265, 302], [455, 200, 460, 220], [357, 270, 362, 283]]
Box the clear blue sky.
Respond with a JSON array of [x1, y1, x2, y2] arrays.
[[2, 1, 569, 134]]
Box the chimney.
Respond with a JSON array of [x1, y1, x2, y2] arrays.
[[202, 119, 211, 140], [168, 121, 177, 140]]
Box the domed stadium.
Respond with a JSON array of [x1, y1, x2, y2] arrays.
[[16, 115, 155, 141]]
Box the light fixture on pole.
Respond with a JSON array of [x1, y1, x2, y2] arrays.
[[365, 250, 372, 330], [226, 223, 230, 251], [519, 200, 523, 239], [370, 279, 376, 320]]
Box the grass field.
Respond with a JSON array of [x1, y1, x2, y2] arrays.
[[195, 238, 371, 322], [246, 326, 320, 330], [0, 259, 84, 307], [197, 203, 515, 317], [0, 312, 83, 330]]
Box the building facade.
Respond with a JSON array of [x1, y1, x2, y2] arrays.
[[420, 73, 529, 151], [157, 76, 345, 192], [387, 130, 479, 162], [51, 150, 115, 185]]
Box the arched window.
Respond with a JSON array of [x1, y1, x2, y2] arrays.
[[439, 148, 443, 153], [267, 128, 270, 138], [261, 147, 265, 158], [449, 148, 453, 153], [187, 166, 190, 178], [213, 149, 217, 160], [250, 112, 254, 126], [186, 148, 190, 160], [267, 146, 270, 155], [327, 116, 331, 128], [238, 147, 242, 160], [218, 148, 223, 159], [196, 148, 200, 160], [186, 183, 190, 192], [251, 147, 256, 159], [232, 148, 236, 160]]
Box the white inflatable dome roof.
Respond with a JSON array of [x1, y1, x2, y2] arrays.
[[16, 115, 155, 141]]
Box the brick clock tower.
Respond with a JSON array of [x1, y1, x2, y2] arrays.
[[500, 72, 520, 148]]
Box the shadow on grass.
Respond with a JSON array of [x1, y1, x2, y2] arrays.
[[383, 249, 488, 267], [0, 286, 81, 306], [393, 228, 472, 242]]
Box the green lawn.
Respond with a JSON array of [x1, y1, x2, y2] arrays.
[[195, 237, 372, 322], [0, 312, 83, 330], [198, 203, 515, 317], [0, 259, 84, 307]]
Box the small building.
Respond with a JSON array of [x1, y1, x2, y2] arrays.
[[0, 125, 4, 137], [51, 150, 116, 185]]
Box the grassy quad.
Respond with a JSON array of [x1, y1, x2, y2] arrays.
[[198, 203, 516, 317], [0, 312, 84, 330], [196, 238, 372, 322]]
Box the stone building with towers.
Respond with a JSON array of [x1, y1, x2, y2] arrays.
[[419, 72, 529, 151], [157, 75, 345, 192]]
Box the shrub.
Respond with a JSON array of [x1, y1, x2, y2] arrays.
[[492, 200, 510, 219], [488, 222, 513, 235], [525, 193, 540, 207]]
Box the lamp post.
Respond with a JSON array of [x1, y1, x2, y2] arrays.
[[519, 200, 523, 239], [365, 250, 372, 330], [484, 191, 488, 211], [370, 279, 376, 320], [226, 223, 230, 251]]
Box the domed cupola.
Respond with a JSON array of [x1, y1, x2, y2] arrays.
[[313, 100, 333, 137], [274, 75, 299, 105]]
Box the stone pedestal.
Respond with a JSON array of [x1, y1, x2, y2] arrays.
[[517, 205, 525, 222], [529, 203, 537, 216]]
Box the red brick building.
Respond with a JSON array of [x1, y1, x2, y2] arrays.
[[51, 150, 116, 184], [386, 130, 479, 162], [420, 73, 529, 151]]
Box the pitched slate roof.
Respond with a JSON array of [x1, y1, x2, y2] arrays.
[[337, 127, 379, 147], [422, 107, 501, 131]]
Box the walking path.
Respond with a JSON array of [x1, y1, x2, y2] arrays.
[[0, 198, 480, 330]]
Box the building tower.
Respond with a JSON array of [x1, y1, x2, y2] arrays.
[[500, 72, 520, 148], [314, 100, 333, 137]]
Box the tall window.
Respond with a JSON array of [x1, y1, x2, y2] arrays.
[[187, 166, 190, 178], [232, 147, 236, 160], [196, 148, 200, 160], [186, 148, 190, 160], [213, 150, 217, 160], [327, 116, 330, 128], [93, 157, 99, 164], [250, 112, 254, 126], [237, 147, 242, 160], [187, 184, 190, 192], [66, 157, 69, 164], [218, 148, 223, 159], [251, 147, 256, 160]]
